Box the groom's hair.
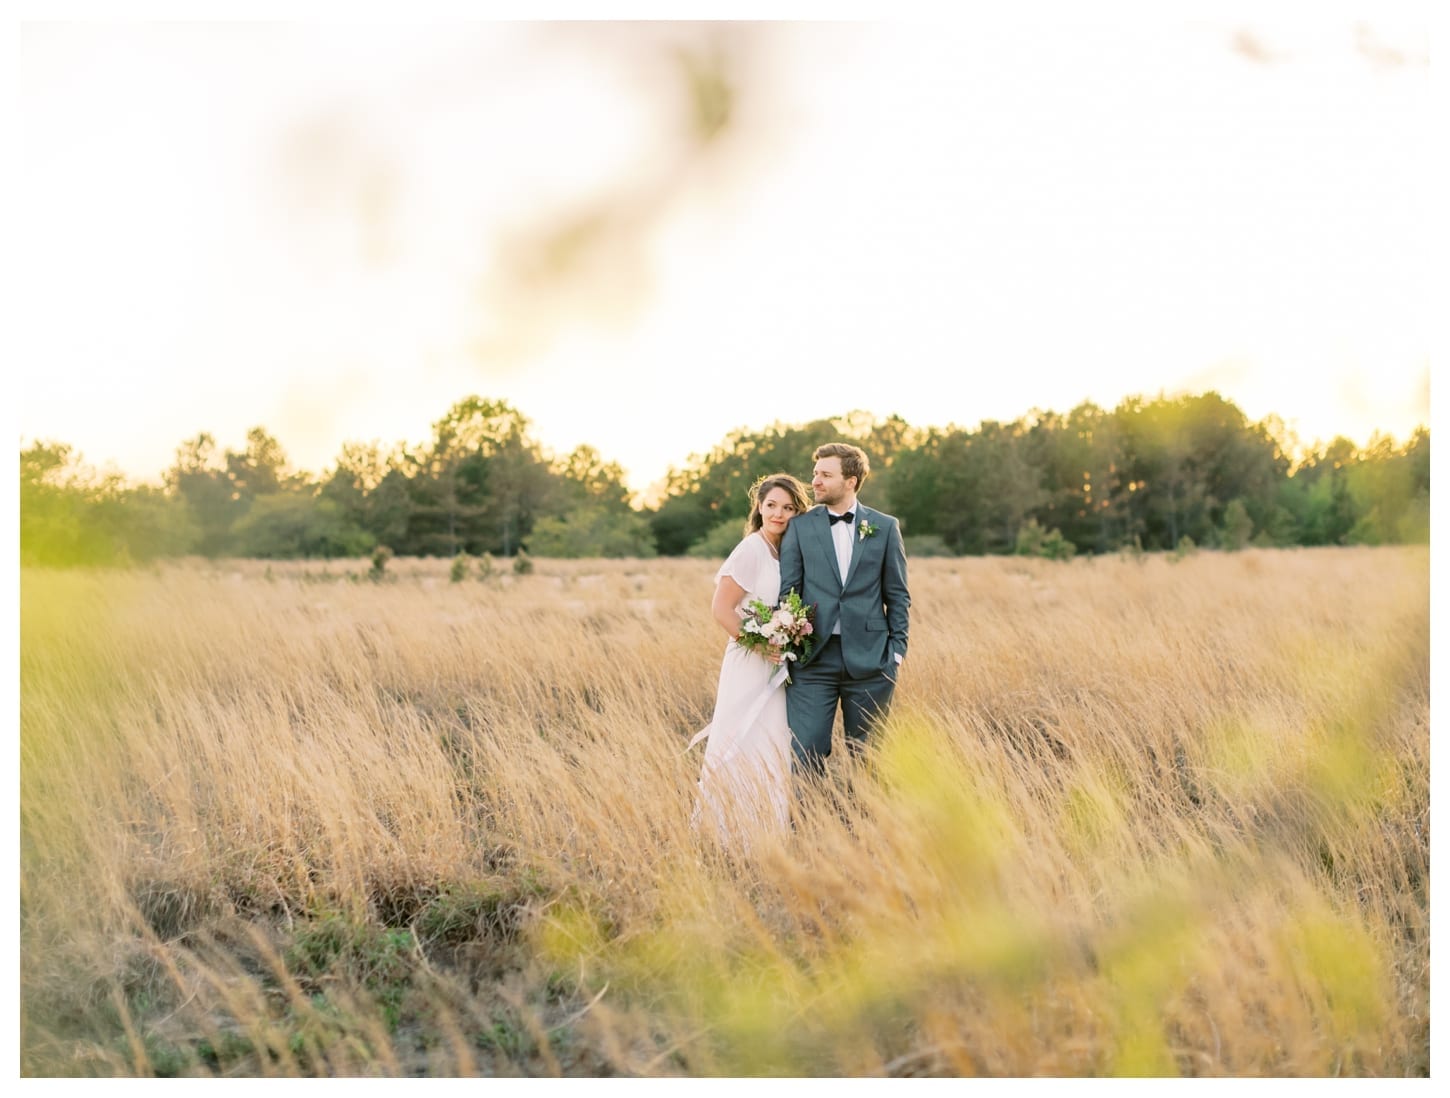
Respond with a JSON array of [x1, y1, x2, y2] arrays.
[[814, 442, 870, 491]]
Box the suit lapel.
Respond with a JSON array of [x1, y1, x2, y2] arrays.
[[808, 507, 843, 590], [844, 505, 871, 588]]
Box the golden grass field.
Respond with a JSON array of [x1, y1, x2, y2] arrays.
[[19, 546, 1429, 1077]]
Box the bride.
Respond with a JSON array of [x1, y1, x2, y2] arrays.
[[690, 473, 811, 844]]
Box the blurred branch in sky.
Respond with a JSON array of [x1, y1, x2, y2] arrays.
[[276, 106, 401, 267], [265, 22, 778, 373], [1353, 23, 1427, 69], [472, 22, 772, 368], [1229, 30, 1285, 65], [1228, 21, 1428, 69]]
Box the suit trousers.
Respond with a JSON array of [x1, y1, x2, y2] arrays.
[[785, 635, 896, 777]]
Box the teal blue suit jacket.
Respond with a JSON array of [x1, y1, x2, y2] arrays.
[[777, 503, 910, 679]]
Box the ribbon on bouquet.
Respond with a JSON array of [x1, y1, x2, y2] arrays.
[[686, 658, 793, 752]]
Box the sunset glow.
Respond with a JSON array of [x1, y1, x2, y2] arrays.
[[18, 16, 1430, 497]]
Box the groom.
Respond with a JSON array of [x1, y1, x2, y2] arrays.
[[778, 442, 910, 777]]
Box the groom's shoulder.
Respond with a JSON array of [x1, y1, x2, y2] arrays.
[[861, 503, 900, 524]]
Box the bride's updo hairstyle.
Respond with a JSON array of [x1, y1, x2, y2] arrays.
[[744, 473, 811, 536]]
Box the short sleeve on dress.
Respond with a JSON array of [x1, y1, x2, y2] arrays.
[[715, 535, 762, 596]]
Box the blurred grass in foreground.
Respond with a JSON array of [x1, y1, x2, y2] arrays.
[[20, 548, 1428, 1076]]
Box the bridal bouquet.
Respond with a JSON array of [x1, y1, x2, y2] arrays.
[[737, 589, 817, 667]]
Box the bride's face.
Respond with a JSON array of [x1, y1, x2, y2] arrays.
[[757, 487, 801, 537]]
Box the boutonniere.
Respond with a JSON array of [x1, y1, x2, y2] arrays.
[[858, 519, 878, 541]]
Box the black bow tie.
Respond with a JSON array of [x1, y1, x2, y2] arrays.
[[828, 511, 855, 526]]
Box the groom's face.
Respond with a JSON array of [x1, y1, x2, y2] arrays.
[[811, 457, 856, 509]]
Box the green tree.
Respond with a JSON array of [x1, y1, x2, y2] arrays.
[[889, 427, 977, 550], [403, 397, 553, 557], [1015, 517, 1076, 560], [648, 417, 829, 553], [166, 433, 240, 556], [89, 482, 199, 562], [1282, 437, 1359, 546], [1221, 498, 1254, 550], [1117, 395, 1205, 549], [1398, 427, 1431, 543], [686, 518, 747, 559], [21, 442, 197, 565], [1345, 431, 1429, 545], [1114, 392, 1284, 550], [1185, 397, 1288, 541], [20, 442, 87, 565], [231, 493, 375, 558], [889, 421, 1043, 555], [225, 427, 303, 503], [526, 505, 657, 558], [552, 444, 634, 510], [971, 419, 1048, 553], [651, 491, 721, 556], [648, 411, 915, 554], [319, 441, 412, 550]]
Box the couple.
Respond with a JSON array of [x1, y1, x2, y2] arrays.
[[691, 442, 911, 843]]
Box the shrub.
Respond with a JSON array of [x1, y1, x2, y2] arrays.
[[1015, 518, 1076, 561], [526, 505, 658, 559], [1221, 499, 1254, 551], [903, 534, 953, 558], [369, 545, 392, 580], [450, 553, 471, 583], [686, 519, 747, 560], [232, 494, 375, 559]]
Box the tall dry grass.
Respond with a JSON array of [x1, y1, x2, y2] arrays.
[[19, 547, 1428, 1076]]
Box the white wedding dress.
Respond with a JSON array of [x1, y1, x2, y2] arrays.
[[691, 532, 792, 843]]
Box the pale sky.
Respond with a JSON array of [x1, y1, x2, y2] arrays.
[[15, 10, 1432, 499]]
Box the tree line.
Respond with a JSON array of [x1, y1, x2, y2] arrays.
[[19, 391, 1429, 568]]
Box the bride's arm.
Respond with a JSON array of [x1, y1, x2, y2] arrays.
[[711, 575, 748, 640]]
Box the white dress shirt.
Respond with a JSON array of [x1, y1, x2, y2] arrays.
[[827, 506, 855, 635], [828, 503, 902, 666]]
